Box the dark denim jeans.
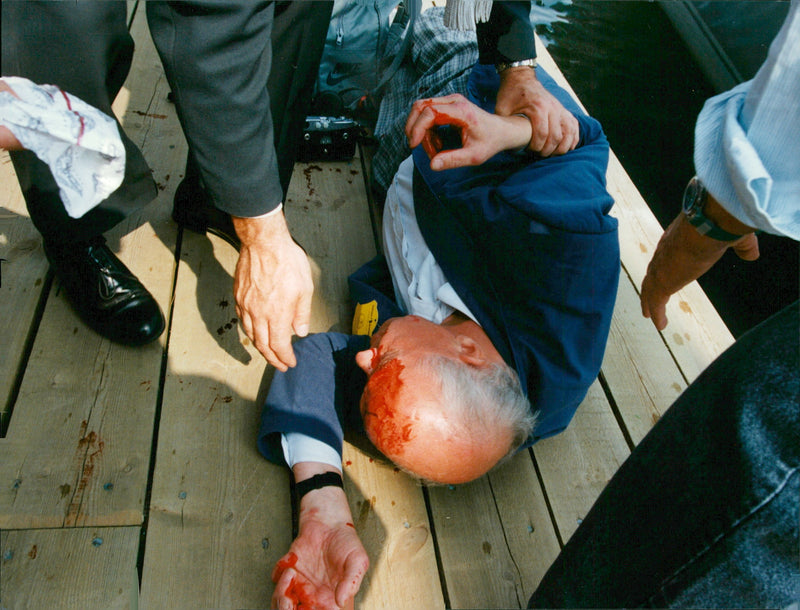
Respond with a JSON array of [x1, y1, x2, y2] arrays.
[[529, 302, 799, 608]]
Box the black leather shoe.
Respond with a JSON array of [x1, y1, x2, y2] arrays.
[[45, 237, 165, 346], [172, 175, 240, 250]]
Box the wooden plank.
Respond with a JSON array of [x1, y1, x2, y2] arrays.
[[134, 6, 287, 596], [486, 452, 562, 599], [532, 381, 630, 543], [0, 153, 49, 430], [343, 444, 445, 610], [427, 451, 561, 609], [604, 152, 735, 381], [0, 526, 139, 609], [429, 477, 523, 609], [285, 161, 379, 333], [138, 227, 290, 609], [534, 37, 734, 381], [601, 274, 687, 445], [0, 5, 181, 530]]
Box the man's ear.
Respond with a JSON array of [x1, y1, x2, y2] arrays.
[[456, 335, 487, 367]]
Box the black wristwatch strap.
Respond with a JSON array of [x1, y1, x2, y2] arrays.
[[295, 472, 344, 501]]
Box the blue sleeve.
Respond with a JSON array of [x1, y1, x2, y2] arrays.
[[257, 332, 370, 465]]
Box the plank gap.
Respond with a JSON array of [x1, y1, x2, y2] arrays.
[[357, 141, 384, 258], [529, 448, 564, 550], [597, 371, 636, 452], [135, 225, 184, 583], [1, 270, 53, 438], [421, 484, 452, 610], [126, 0, 140, 31], [485, 474, 527, 608]]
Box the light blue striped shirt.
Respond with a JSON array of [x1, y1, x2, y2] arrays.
[[694, 0, 800, 240]]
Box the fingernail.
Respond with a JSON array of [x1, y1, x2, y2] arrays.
[[295, 323, 309, 337]]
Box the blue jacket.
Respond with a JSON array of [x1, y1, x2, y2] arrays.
[[258, 64, 619, 464]]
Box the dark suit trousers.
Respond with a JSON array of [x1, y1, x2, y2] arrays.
[[1, 1, 157, 248], [146, 0, 333, 218], [1, 0, 332, 247]]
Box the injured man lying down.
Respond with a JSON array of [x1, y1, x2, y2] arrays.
[[259, 63, 619, 609]]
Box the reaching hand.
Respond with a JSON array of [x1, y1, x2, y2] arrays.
[[0, 80, 23, 150], [641, 212, 759, 330], [405, 94, 533, 170], [271, 486, 369, 610], [232, 213, 313, 371], [494, 66, 579, 157]]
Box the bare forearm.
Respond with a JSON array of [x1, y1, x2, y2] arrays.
[[293, 462, 353, 526]]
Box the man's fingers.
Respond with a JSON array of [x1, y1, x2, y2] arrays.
[[335, 554, 369, 607], [406, 108, 434, 149], [268, 321, 296, 371], [641, 279, 670, 331], [733, 233, 760, 261], [271, 566, 296, 610], [253, 323, 288, 372], [648, 301, 668, 331], [293, 288, 312, 339], [538, 131, 560, 158], [552, 117, 580, 156], [529, 116, 549, 152], [429, 147, 483, 171], [641, 295, 669, 331]]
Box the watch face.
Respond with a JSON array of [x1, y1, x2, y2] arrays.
[[682, 177, 704, 218]]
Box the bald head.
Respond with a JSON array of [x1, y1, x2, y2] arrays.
[[356, 315, 533, 484]]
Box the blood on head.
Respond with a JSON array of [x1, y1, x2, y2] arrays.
[[361, 358, 417, 457]]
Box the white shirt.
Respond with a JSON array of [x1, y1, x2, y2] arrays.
[[694, 0, 800, 240]]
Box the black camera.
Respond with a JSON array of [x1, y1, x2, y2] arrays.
[[298, 116, 360, 162]]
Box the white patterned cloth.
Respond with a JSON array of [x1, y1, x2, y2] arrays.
[[694, 0, 800, 240], [0, 76, 125, 218], [443, 0, 493, 31]]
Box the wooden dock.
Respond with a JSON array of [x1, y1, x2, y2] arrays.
[[0, 4, 735, 609]]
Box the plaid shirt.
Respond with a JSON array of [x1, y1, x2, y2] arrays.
[[372, 7, 478, 194]]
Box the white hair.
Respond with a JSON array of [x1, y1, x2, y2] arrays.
[[420, 353, 536, 462]]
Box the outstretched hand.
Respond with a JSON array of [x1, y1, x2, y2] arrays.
[[271, 486, 369, 610], [641, 212, 759, 330], [495, 65, 579, 157], [232, 212, 313, 371], [405, 94, 533, 170], [0, 80, 23, 150]]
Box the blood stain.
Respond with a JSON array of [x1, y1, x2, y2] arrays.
[[276, 551, 298, 571], [362, 358, 415, 456], [286, 577, 316, 607], [419, 100, 467, 159]]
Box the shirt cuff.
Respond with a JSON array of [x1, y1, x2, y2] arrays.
[[237, 202, 283, 220], [281, 432, 342, 470]]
